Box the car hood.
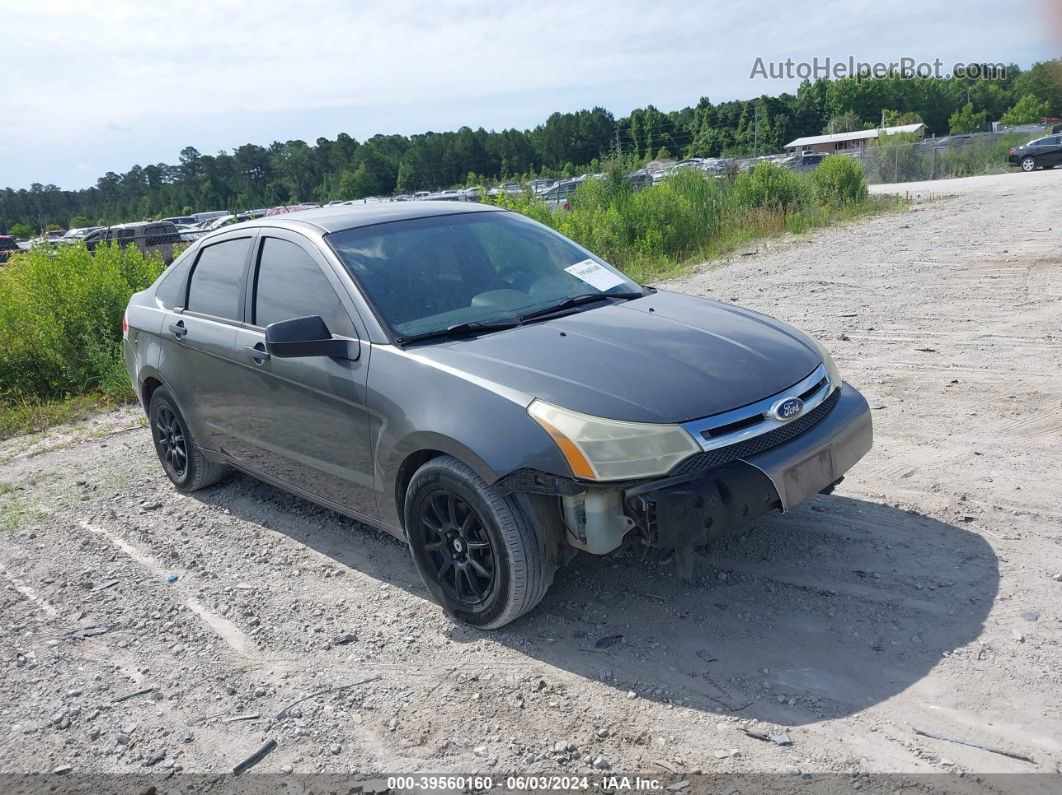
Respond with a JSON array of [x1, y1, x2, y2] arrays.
[[409, 290, 823, 423]]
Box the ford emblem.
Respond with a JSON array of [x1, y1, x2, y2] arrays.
[[772, 397, 804, 421]]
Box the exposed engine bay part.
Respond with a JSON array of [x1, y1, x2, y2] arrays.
[[627, 460, 781, 551], [561, 488, 636, 554]]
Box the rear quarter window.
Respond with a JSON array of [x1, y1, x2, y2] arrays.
[[154, 252, 195, 309]]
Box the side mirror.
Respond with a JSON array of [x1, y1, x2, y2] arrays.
[[264, 315, 360, 360]]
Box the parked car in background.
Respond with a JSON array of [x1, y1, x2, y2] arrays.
[[263, 204, 320, 216], [1009, 135, 1062, 171], [540, 178, 583, 209], [26, 229, 67, 247], [85, 221, 182, 261], [124, 202, 872, 628], [58, 226, 104, 244], [203, 214, 237, 231], [423, 190, 462, 202], [163, 216, 198, 227], [789, 151, 827, 171], [0, 235, 20, 263]]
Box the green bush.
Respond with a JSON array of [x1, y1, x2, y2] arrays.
[[811, 155, 868, 205], [9, 222, 34, 240], [0, 243, 164, 403], [484, 160, 892, 281], [732, 161, 809, 211]]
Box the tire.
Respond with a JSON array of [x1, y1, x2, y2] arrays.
[[148, 387, 230, 492], [404, 456, 553, 629], [1021, 156, 1037, 172]]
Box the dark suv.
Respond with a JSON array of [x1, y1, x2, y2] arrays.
[[124, 203, 872, 628], [0, 235, 20, 264]]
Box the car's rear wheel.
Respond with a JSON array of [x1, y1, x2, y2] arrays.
[[148, 387, 230, 492], [1021, 156, 1037, 172], [405, 456, 553, 629]]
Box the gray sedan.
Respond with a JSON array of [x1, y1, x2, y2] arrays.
[[123, 203, 872, 628]]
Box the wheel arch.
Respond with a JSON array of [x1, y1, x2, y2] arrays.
[[141, 375, 164, 414], [390, 434, 500, 533]]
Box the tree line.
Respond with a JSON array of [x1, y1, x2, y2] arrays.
[[2, 61, 1058, 234]]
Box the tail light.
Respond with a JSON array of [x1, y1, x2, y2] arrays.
[[122, 310, 129, 338]]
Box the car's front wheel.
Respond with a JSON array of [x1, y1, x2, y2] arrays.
[[405, 456, 553, 629], [1021, 156, 1038, 172], [148, 387, 230, 492]]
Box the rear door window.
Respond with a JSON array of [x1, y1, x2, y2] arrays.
[[253, 237, 355, 336], [187, 238, 252, 321]]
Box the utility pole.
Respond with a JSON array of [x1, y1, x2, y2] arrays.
[[754, 100, 760, 156]]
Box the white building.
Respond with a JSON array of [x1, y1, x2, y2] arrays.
[[784, 123, 926, 155]]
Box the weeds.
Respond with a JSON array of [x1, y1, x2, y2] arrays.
[[0, 243, 163, 404], [489, 159, 892, 282]]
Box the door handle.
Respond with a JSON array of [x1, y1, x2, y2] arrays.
[[244, 344, 270, 365], [168, 321, 187, 339]]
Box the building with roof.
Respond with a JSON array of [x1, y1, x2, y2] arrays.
[[783, 123, 926, 155]]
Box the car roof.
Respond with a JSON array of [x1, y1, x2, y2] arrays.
[[109, 220, 174, 230], [241, 200, 506, 234]]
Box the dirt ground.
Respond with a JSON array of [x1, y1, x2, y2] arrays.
[[1, 169, 1060, 788]]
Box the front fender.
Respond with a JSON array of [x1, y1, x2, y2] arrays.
[[367, 345, 572, 530]]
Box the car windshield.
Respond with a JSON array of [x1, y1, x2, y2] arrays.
[[327, 211, 642, 340]]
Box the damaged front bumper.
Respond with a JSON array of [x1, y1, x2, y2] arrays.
[[499, 383, 873, 555], [628, 382, 872, 549]]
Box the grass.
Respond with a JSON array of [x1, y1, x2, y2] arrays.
[[0, 495, 46, 534], [0, 392, 133, 441]]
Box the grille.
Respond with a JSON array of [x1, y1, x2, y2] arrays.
[[670, 387, 841, 477]]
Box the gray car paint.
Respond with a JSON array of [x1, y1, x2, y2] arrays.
[[410, 290, 821, 423], [124, 202, 864, 539]]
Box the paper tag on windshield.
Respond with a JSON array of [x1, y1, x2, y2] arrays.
[[565, 259, 625, 291]]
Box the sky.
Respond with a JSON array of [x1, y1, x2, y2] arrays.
[[2, 0, 1057, 191]]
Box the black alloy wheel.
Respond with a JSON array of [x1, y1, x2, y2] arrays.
[[153, 404, 188, 479], [416, 489, 496, 606], [404, 455, 554, 628], [147, 386, 230, 492]]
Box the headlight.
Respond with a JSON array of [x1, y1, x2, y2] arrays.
[[811, 338, 842, 388], [528, 400, 701, 481]]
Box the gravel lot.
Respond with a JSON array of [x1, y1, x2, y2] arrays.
[[1, 169, 1060, 785]]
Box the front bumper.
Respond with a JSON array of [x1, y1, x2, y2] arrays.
[[629, 383, 872, 548]]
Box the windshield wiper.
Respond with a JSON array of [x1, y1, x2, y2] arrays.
[[518, 290, 644, 322], [394, 320, 521, 345]]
